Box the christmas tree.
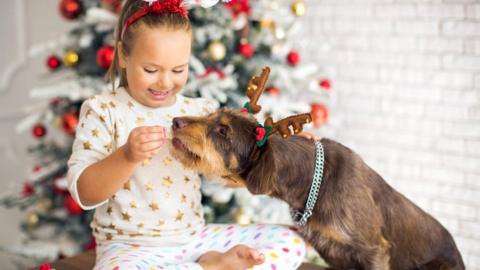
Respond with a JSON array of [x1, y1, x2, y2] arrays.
[[0, 0, 332, 265]]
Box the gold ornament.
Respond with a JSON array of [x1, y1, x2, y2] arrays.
[[37, 198, 53, 213], [291, 1, 306, 17], [260, 19, 275, 29], [232, 207, 251, 225], [26, 212, 39, 227], [64, 50, 79, 66], [207, 41, 226, 61]]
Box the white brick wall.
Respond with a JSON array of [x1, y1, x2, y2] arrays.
[[303, 1, 480, 269]]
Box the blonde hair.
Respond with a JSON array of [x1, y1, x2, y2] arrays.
[[106, 0, 192, 91]]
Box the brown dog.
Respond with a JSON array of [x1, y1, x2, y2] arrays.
[[169, 69, 465, 270]]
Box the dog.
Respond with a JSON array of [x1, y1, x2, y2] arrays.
[[169, 68, 465, 270]]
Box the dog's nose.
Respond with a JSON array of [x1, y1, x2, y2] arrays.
[[172, 117, 188, 130]]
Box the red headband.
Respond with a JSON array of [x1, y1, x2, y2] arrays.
[[121, 0, 188, 40]]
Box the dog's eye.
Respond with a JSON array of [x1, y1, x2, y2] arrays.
[[215, 125, 229, 138]]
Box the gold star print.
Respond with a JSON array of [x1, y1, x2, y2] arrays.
[[145, 182, 153, 191], [106, 233, 113, 240], [100, 103, 108, 110], [175, 210, 184, 221], [190, 230, 197, 236], [104, 142, 113, 152], [163, 157, 173, 166], [83, 141, 92, 150], [127, 101, 134, 109], [109, 101, 116, 108], [107, 223, 115, 229], [184, 99, 190, 105], [142, 157, 152, 166], [158, 219, 165, 226], [94, 228, 99, 233], [195, 211, 201, 218], [122, 211, 131, 221], [85, 109, 92, 118], [91, 128, 100, 137], [152, 229, 161, 237], [117, 229, 124, 235], [129, 233, 141, 238], [136, 117, 145, 126], [180, 108, 186, 114], [123, 180, 131, 191], [130, 201, 137, 208], [163, 176, 173, 187], [184, 176, 191, 183], [181, 194, 187, 203], [111, 194, 116, 200], [149, 202, 159, 211], [137, 223, 144, 229], [99, 115, 106, 122]]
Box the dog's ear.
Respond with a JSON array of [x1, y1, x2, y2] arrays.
[[244, 142, 277, 195]]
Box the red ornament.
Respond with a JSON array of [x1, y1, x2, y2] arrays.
[[32, 124, 47, 138], [59, 0, 82, 20], [197, 67, 225, 79], [38, 262, 52, 270], [22, 183, 35, 197], [62, 112, 79, 135], [319, 79, 331, 90], [311, 103, 329, 128], [287, 51, 300, 66], [96, 46, 115, 70], [46, 55, 61, 71], [64, 195, 83, 215], [85, 236, 97, 251], [266, 86, 281, 97], [226, 0, 251, 17], [238, 42, 254, 58]]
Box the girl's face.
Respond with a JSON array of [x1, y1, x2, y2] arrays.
[[119, 25, 191, 108]]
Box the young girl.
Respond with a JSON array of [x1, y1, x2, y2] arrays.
[[67, 0, 309, 269]]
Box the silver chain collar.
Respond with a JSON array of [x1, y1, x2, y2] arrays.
[[290, 140, 325, 227]]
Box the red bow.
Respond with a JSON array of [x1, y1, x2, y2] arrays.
[[121, 0, 188, 39]]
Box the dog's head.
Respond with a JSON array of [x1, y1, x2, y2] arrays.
[[169, 108, 277, 194]]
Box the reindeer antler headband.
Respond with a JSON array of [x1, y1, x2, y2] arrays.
[[243, 66, 313, 147]]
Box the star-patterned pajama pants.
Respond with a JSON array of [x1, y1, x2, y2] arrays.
[[94, 224, 306, 270]]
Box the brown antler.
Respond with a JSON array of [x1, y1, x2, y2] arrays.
[[264, 113, 313, 139], [246, 66, 270, 114]]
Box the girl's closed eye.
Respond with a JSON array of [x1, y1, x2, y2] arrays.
[[173, 69, 184, 74], [144, 68, 157, 74]]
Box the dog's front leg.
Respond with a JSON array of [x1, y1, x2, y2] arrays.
[[368, 250, 391, 270]]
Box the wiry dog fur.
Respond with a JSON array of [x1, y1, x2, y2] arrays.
[[170, 108, 465, 270]]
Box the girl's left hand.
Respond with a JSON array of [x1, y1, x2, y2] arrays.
[[297, 132, 322, 141]]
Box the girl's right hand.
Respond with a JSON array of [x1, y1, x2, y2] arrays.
[[123, 126, 167, 164]]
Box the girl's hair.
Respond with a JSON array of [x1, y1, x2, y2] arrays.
[[106, 0, 192, 91]]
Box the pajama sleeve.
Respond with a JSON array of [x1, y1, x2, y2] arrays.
[[67, 96, 116, 210]]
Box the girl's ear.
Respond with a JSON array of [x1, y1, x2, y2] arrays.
[[117, 41, 127, 69]]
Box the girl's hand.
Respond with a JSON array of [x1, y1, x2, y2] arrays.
[[123, 126, 167, 164], [297, 131, 322, 141]]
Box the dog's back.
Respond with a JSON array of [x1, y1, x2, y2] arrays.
[[266, 137, 464, 270]]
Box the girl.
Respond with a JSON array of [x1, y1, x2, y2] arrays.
[[67, 0, 309, 269]]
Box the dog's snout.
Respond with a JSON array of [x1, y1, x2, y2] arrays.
[[172, 117, 188, 130]]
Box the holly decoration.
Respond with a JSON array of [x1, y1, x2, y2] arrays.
[[62, 112, 79, 135], [59, 0, 82, 20], [238, 42, 254, 58], [46, 55, 61, 71], [64, 195, 83, 215], [311, 103, 328, 128], [226, 0, 251, 17], [96, 46, 114, 70], [32, 124, 47, 138], [287, 50, 300, 66]]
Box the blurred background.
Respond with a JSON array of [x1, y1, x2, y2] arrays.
[[0, 0, 479, 269]]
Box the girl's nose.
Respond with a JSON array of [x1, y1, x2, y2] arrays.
[[156, 73, 174, 90]]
